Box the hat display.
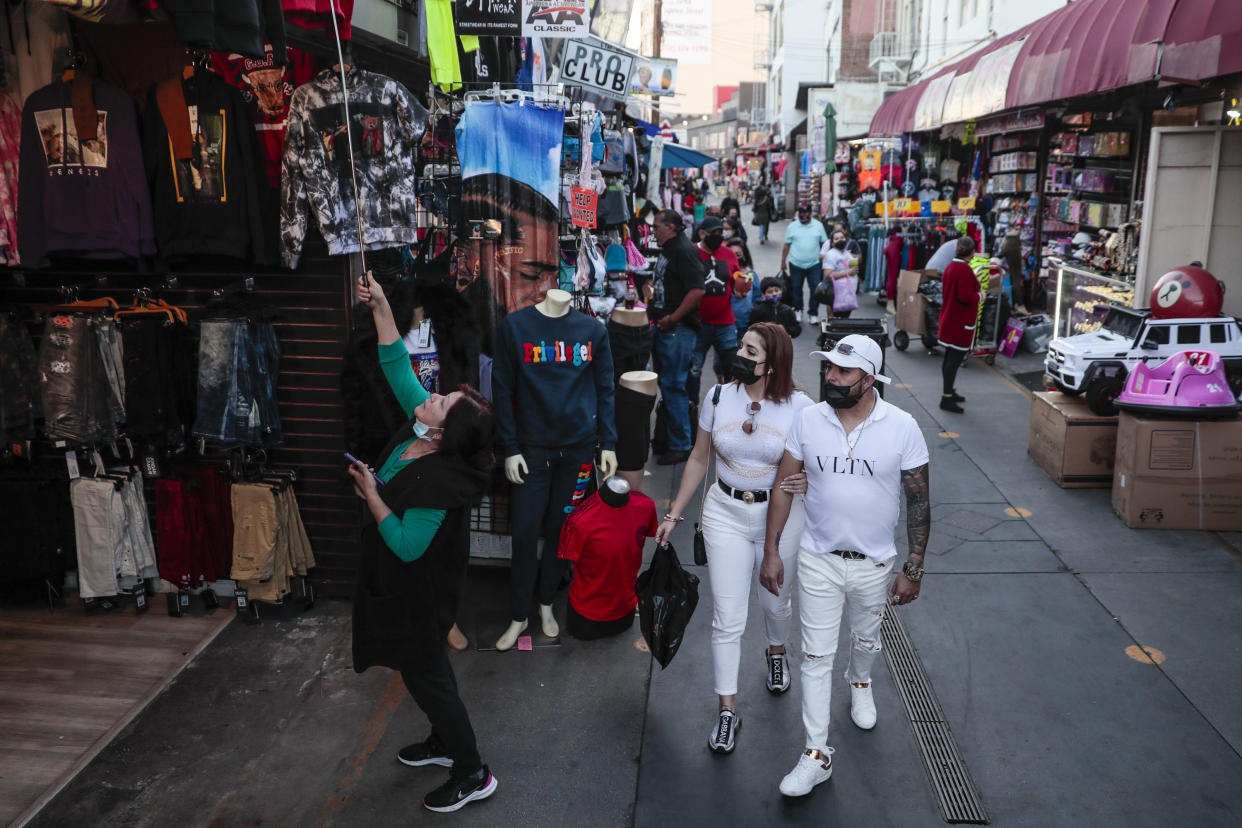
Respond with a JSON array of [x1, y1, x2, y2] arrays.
[[810, 334, 891, 384]]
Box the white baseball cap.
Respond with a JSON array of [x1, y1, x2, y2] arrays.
[[810, 334, 891, 384]]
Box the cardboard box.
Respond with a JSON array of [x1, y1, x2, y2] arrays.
[[896, 270, 936, 335], [1028, 392, 1119, 487], [1112, 412, 1242, 530]]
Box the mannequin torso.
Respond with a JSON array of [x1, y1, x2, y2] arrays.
[[619, 370, 658, 397], [610, 307, 648, 327], [535, 288, 572, 318]]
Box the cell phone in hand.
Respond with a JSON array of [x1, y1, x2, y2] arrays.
[[344, 452, 384, 487]]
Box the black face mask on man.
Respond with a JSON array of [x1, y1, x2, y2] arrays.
[[731, 355, 763, 385], [703, 233, 724, 251], [822, 375, 866, 408]]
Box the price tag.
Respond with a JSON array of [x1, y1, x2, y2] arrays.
[[931, 200, 951, 214], [65, 451, 80, 480], [894, 198, 912, 213], [958, 197, 976, 211], [235, 587, 249, 610]]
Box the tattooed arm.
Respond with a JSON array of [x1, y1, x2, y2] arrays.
[[892, 463, 930, 604]]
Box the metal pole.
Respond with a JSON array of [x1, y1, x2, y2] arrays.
[[327, 5, 367, 276]]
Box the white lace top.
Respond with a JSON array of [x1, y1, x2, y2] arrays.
[[699, 384, 815, 490]]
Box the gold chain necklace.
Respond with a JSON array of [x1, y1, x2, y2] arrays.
[[845, 414, 869, 461]]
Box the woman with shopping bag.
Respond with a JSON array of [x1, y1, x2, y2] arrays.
[[655, 322, 814, 755], [820, 229, 860, 319]]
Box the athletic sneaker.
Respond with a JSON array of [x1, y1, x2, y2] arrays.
[[423, 767, 498, 813], [795, 310, 803, 323], [766, 650, 791, 694], [398, 738, 452, 768], [850, 683, 877, 729], [707, 709, 739, 754], [779, 748, 835, 796], [808, 314, 819, 325]]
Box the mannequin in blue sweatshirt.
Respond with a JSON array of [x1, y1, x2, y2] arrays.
[[493, 288, 617, 651]]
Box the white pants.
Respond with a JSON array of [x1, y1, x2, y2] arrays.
[[798, 549, 896, 752], [702, 483, 805, 696]]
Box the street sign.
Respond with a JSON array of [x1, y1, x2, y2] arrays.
[[556, 36, 636, 101]]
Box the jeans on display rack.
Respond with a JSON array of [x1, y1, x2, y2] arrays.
[[193, 319, 283, 446], [38, 314, 119, 445], [122, 315, 195, 443]]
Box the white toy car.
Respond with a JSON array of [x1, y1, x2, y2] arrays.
[[1044, 306, 1242, 415]]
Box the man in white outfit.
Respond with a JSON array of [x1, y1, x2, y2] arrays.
[[760, 335, 931, 797]]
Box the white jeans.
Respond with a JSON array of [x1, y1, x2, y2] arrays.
[[702, 483, 805, 696], [798, 549, 895, 752]]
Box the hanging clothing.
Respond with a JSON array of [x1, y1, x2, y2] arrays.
[[0, 311, 39, 444], [70, 471, 157, 599], [191, 318, 283, 445], [283, 0, 353, 40], [160, 0, 287, 61], [144, 70, 270, 263], [280, 67, 428, 268], [18, 79, 155, 266], [0, 94, 20, 265], [2, 2, 70, 108]]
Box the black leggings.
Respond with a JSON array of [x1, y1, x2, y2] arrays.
[[400, 648, 483, 780], [942, 347, 967, 396]]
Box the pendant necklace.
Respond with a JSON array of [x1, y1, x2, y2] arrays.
[[845, 415, 868, 461]]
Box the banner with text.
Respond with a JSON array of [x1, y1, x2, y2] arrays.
[[661, 0, 711, 65], [556, 36, 637, 101], [522, 0, 590, 38], [629, 56, 678, 97], [456, 0, 522, 36]]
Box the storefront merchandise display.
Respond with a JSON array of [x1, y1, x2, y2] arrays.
[[0, 94, 20, 266], [0, 312, 39, 446], [70, 469, 157, 599], [192, 317, 283, 446], [37, 313, 123, 445]]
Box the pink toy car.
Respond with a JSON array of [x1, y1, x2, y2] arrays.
[[1114, 349, 1241, 419]]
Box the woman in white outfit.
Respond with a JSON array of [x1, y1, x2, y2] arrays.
[[656, 321, 814, 754]]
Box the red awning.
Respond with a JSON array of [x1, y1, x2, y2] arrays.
[[870, 0, 1235, 136]]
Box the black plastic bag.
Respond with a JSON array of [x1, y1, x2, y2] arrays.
[[636, 542, 700, 669]]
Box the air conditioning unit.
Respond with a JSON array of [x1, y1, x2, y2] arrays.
[[396, 28, 409, 47]]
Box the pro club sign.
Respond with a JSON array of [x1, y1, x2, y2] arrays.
[[522, 0, 590, 38], [557, 36, 636, 100]]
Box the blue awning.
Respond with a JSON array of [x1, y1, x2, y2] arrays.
[[661, 143, 716, 169]]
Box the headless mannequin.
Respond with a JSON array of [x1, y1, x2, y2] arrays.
[[598, 474, 631, 507], [610, 307, 648, 327], [616, 370, 658, 492], [496, 289, 618, 650]]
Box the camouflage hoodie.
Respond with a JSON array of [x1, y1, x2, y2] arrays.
[[280, 67, 428, 268]]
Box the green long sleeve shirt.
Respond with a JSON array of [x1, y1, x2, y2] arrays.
[[375, 340, 445, 562]]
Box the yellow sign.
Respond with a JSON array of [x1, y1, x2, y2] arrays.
[[958, 197, 976, 211], [894, 198, 912, 213], [931, 200, 951, 214]]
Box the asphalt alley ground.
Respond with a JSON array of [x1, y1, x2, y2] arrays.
[[22, 204, 1242, 828]]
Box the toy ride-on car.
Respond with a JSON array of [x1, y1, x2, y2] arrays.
[[1044, 305, 1242, 416], [1114, 349, 1242, 419]]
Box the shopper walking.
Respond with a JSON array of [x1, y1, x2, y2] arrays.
[[688, 216, 740, 402], [819, 228, 859, 320], [780, 204, 830, 325], [761, 335, 931, 798], [752, 184, 774, 245], [350, 272, 499, 814], [937, 237, 981, 413], [656, 322, 813, 754], [648, 209, 707, 465]]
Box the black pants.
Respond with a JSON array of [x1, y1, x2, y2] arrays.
[[614, 386, 655, 471], [608, 320, 653, 378], [567, 603, 635, 640], [509, 444, 595, 621], [942, 347, 967, 395], [399, 647, 483, 780]]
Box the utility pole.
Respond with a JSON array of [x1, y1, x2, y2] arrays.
[[652, 0, 662, 122]]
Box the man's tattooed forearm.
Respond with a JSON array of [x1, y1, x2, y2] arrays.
[[901, 463, 931, 558]]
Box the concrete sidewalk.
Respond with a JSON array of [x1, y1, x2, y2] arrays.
[[23, 209, 1242, 828]]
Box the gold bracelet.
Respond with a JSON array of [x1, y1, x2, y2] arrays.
[[663, 514, 684, 522]]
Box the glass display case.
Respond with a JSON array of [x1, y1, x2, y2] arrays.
[[1052, 264, 1135, 339]]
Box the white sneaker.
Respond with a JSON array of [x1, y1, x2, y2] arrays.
[[779, 748, 834, 796], [795, 310, 803, 323], [807, 314, 819, 325], [495, 619, 527, 651], [850, 683, 877, 729], [539, 603, 559, 638]]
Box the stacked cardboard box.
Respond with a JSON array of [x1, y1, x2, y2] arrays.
[[1028, 392, 1119, 488], [1112, 413, 1242, 530], [896, 270, 936, 337]]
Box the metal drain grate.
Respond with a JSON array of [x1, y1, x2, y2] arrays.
[[882, 610, 989, 824]]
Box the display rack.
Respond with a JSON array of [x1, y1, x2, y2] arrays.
[[1051, 263, 1135, 339]]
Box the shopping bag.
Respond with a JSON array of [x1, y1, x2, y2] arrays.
[[636, 542, 700, 669], [832, 275, 859, 313]]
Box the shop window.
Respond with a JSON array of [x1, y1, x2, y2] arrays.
[[1176, 325, 1201, 345], [1210, 324, 1228, 343]]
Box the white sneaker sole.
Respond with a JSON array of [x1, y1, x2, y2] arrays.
[[779, 768, 832, 797], [398, 753, 453, 768], [423, 774, 498, 813]]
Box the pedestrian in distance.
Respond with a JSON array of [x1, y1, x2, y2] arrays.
[[350, 272, 499, 814], [749, 277, 801, 340], [780, 204, 830, 325], [656, 322, 814, 755], [937, 236, 981, 413], [763, 334, 931, 798]]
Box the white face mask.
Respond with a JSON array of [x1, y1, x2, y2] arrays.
[[412, 420, 430, 439]]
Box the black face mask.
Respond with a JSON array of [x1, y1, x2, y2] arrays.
[[834, 240, 847, 250], [823, 376, 865, 409], [704, 233, 724, 251], [731, 355, 763, 385]]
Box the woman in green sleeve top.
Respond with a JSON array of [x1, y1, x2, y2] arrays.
[[347, 271, 500, 814]]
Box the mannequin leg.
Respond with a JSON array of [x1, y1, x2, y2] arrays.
[[508, 448, 552, 623], [536, 448, 594, 611]]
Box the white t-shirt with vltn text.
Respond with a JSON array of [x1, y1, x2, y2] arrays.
[[784, 394, 929, 561]]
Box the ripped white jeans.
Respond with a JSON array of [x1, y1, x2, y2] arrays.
[[797, 548, 895, 752]]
